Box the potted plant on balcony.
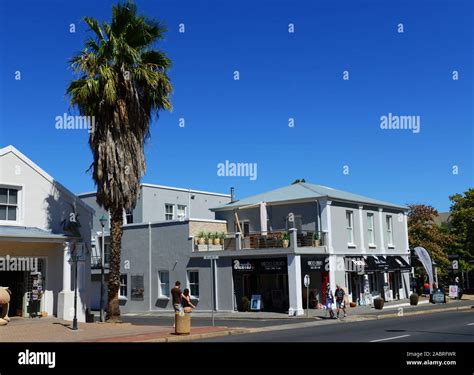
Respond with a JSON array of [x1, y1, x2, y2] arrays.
[[219, 232, 226, 245], [313, 232, 321, 247], [207, 232, 215, 245], [282, 232, 290, 248], [197, 232, 206, 245], [213, 232, 221, 245]]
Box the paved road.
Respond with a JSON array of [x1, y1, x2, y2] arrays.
[[198, 310, 474, 342], [122, 315, 312, 328]]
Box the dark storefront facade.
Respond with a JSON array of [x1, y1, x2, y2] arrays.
[[233, 258, 289, 312]]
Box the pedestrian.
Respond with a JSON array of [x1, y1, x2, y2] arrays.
[[182, 288, 196, 313], [325, 283, 335, 319], [335, 284, 346, 318], [423, 281, 430, 296], [171, 281, 183, 328]]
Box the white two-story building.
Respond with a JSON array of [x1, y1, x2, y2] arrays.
[[0, 145, 93, 321]]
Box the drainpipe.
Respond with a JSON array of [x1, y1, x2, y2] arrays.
[[148, 222, 152, 311], [188, 189, 191, 219]]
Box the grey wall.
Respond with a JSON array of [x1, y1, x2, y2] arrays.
[[329, 201, 408, 255], [141, 185, 230, 223], [111, 221, 233, 313]]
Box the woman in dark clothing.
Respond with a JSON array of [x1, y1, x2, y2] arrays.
[[182, 288, 196, 312]]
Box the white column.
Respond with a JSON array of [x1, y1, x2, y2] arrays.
[[287, 254, 304, 316], [324, 200, 333, 253], [378, 208, 385, 253], [62, 242, 71, 292], [403, 212, 410, 253], [358, 205, 366, 253], [58, 242, 75, 321]]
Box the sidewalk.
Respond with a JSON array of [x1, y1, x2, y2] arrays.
[[0, 317, 240, 343], [123, 296, 474, 320], [0, 296, 471, 343]]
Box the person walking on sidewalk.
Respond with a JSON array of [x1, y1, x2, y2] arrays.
[[335, 284, 346, 318], [171, 281, 183, 327], [325, 283, 335, 319]]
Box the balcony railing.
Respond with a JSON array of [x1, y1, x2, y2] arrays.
[[193, 230, 327, 252]]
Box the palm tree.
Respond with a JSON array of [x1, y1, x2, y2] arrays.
[[67, 2, 172, 320]]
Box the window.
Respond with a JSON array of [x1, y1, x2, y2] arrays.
[[165, 204, 174, 221], [367, 213, 375, 246], [188, 270, 199, 298], [235, 220, 250, 236], [158, 271, 170, 298], [386, 216, 394, 246], [119, 275, 128, 299], [0, 188, 18, 221], [125, 209, 133, 224], [346, 211, 354, 244], [177, 205, 187, 220]]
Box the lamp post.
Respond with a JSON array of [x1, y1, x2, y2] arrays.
[[72, 242, 78, 330], [99, 214, 108, 323]]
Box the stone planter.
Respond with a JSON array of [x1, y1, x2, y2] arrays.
[[410, 293, 419, 306], [198, 238, 206, 245], [373, 297, 384, 310], [213, 238, 220, 245], [282, 240, 289, 248]]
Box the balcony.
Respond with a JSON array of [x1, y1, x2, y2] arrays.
[[91, 255, 109, 273], [193, 230, 327, 252]]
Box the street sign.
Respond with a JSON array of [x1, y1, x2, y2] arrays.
[[204, 255, 219, 260], [432, 290, 445, 304], [304, 274, 310, 287], [452, 260, 458, 270]]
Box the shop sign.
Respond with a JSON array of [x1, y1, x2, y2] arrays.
[[260, 259, 286, 272], [432, 290, 445, 304], [233, 258, 287, 273], [448, 285, 458, 299], [250, 294, 262, 310], [233, 259, 256, 272], [301, 256, 326, 272]]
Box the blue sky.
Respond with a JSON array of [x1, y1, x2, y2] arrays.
[[0, 0, 472, 211]]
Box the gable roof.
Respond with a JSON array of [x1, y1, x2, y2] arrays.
[[211, 182, 408, 211], [0, 145, 94, 214]]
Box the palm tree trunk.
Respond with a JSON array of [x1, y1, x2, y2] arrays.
[[107, 206, 123, 321]]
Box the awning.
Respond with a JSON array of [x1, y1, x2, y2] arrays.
[[386, 255, 412, 273], [344, 256, 367, 273]]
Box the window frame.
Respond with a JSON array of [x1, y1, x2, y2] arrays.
[[346, 210, 354, 245], [119, 274, 128, 300], [157, 270, 170, 299], [165, 204, 175, 221], [367, 213, 375, 247], [187, 270, 200, 299], [0, 185, 22, 224], [177, 205, 187, 220], [386, 215, 394, 247]]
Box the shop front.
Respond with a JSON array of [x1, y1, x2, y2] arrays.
[[232, 257, 288, 312], [300, 255, 329, 307], [346, 255, 411, 304]]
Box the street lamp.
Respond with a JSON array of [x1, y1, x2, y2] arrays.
[[99, 214, 108, 323]]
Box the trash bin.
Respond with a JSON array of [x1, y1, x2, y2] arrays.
[[175, 311, 191, 335]]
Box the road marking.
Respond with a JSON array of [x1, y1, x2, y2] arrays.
[[370, 334, 410, 342], [467, 323, 474, 326]]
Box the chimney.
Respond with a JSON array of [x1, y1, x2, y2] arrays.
[[230, 187, 236, 203]]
